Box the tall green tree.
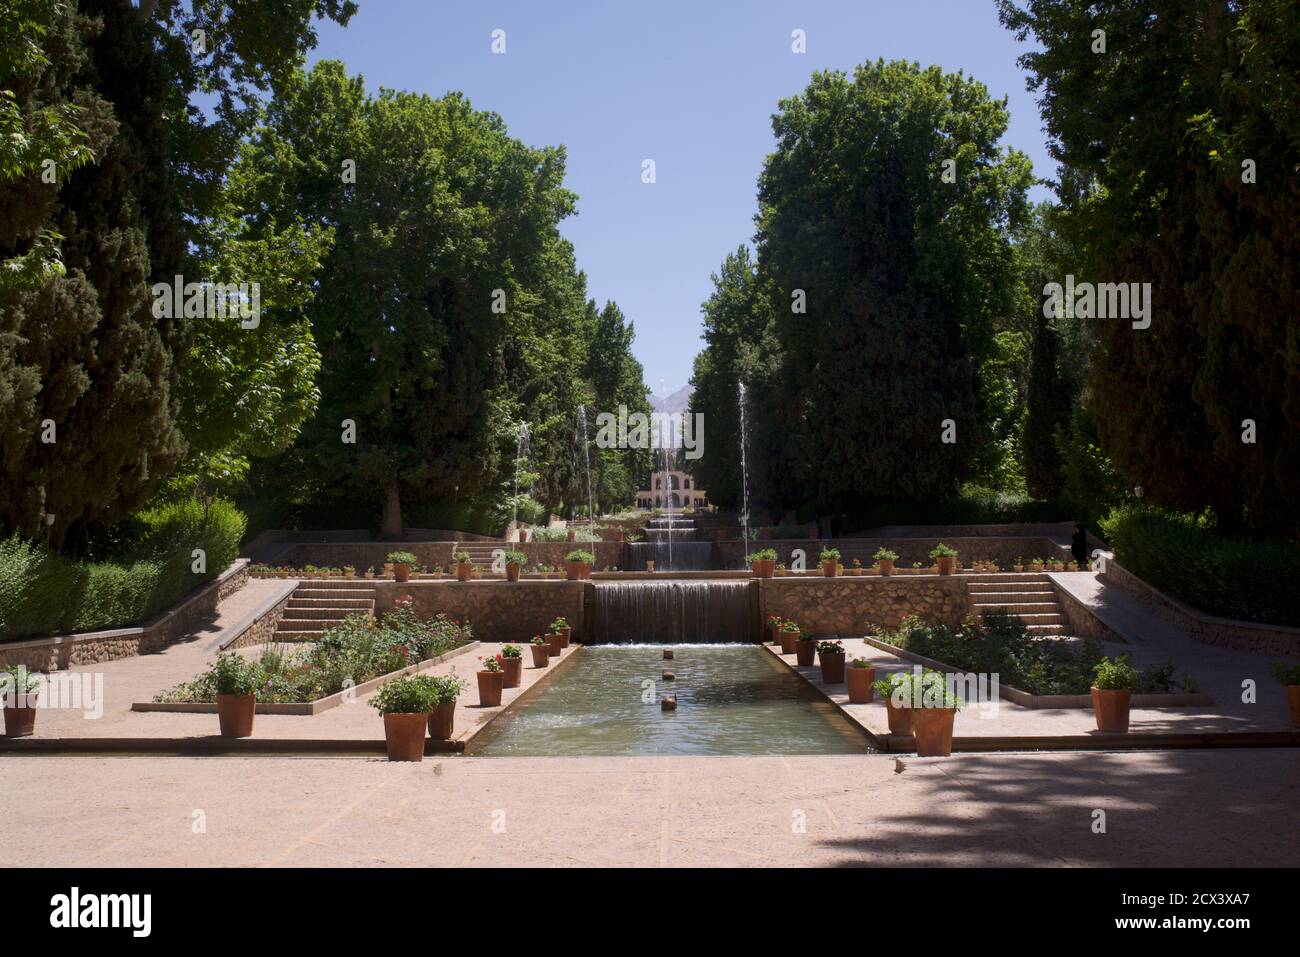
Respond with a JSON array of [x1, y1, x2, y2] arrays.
[[749, 60, 1033, 511], [1000, 0, 1300, 533], [0, 0, 354, 548]]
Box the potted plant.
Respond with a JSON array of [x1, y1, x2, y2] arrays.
[[343, 564, 356, 579], [210, 652, 260, 738], [765, 614, 785, 644], [1091, 656, 1138, 733], [453, 549, 473, 581], [427, 674, 468, 741], [747, 547, 778, 579], [873, 675, 912, 734], [1272, 662, 1300, 728], [1013, 558, 1024, 573], [502, 549, 527, 582], [530, 635, 551, 668], [1, 665, 41, 738], [477, 655, 505, 707], [819, 547, 841, 577], [874, 548, 898, 577], [565, 549, 594, 580], [846, 658, 876, 704], [794, 628, 816, 667], [775, 562, 787, 577], [902, 669, 963, 757], [1028, 557, 1045, 572], [371, 674, 438, 761], [929, 543, 958, 575], [549, 616, 572, 649], [817, 640, 846, 683], [777, 620, 800, 655], [387, 550, 417, 583]]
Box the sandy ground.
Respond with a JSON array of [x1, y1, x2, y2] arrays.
[[2, 749, 1297, 867]]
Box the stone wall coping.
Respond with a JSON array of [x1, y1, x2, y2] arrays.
[[216, 579, 300, 651], [0, 558, 249, 652], [1106, 560, 1300, 638]]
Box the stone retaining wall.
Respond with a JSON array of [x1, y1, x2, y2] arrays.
[[278, 541, 622, 572], [757, 576, 969, 637], [372, 580, 589, 645], [222, 585, 295, 651], [1103, 561, 1300, 657], [0, 559, 250, 671]]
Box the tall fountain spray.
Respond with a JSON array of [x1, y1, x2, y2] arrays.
[[512, 422, 532, 530], [738, 380, 750, 560], [576, 404, 595, 525], [659, 380, 673, 571]]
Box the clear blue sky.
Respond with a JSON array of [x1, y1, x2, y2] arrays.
[[306, 0, 1052, 394]]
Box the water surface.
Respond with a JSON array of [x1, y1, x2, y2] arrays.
[[471, 645, 872, 756]]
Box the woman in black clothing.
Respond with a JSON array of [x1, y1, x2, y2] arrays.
[[1071, 523, 1089, 567]]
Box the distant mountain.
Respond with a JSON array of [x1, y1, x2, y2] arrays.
[[648, 384, 692, 415]]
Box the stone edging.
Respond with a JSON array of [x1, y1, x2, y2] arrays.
[[0, 559, 250, 671], [461, 644, 587, 752], [130, 641, 482, 716], [1103, 561, 1300, 657], [860, 635, 1215, 709], [218, 580, 299, 651]]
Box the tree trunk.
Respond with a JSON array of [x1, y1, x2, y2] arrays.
[[381, 480, 403, 540]]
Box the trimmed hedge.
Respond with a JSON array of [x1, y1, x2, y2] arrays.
[[840, 485, 1073, 533], [1101, 505, 1300, 627], [0, 500, 246, 641]]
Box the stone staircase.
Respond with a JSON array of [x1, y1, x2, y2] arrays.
[[966, 575, 1066, 637], [274, 579, 377, 642], [450, 541, 506, 571]]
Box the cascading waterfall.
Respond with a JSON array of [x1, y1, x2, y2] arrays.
[[592, 581, 752, 643], [627, 515, 713, 571]]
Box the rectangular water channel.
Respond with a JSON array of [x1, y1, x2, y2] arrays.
[[470, 645, 873, 756]]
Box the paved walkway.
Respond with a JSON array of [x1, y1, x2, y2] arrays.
[[3, 749, 1295, 866]]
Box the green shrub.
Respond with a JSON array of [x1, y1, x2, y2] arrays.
[[1102, 504, 1300, 626], [819, 547, 841, 563], [1093, 656, 1138, 691], [386, 551, 418, 565], [0, 499, 246, 642], [527, 526, 569, 542], [745, 548, 778, 563], [929, 543, 959, 559], [501, 549, 527, 566], [1271, 662, 1300, 686], [873, 547, 899, 562], [565, 549, 595, 564]]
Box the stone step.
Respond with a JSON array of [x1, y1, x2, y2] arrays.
[[292, 588, 377, 600], [969, 590, 1056, 602], [1025, 623, 1066, 635], [972, 601, 1061, 615], [967, 579, 1053, 591], [291, 579, 378, 590], [288, 597, 375, 610], [282, 606, 364, 621], [276, 617, 331, 630], [270, 631, 323, 643]]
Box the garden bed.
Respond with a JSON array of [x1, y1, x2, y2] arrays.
[[140, 599, 475, 714], [865, 613, 1212, 709]]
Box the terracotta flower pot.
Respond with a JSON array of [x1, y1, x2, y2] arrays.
[[383, 712, 428, 761], [818, 650, 846, 684], [3, 702, 37, 738], [1289, 685, 1300, 728], [501, 656, 522, 688], [936, 556, 956, 575], [530, 644, 550, 667], [751, 559, 775, 579], [393, 562, 412, 583], [878, 559, 894, 577], [477, 670, 504, 707], [506, 562, 521, 582], [216, 693, 256, 738], [795, 638, 816, 667], [1091, 687, 1132, 733], [566, 561, 591, 580], [427, 701, 456, 740], [778, 631, 798, 655], [547, 633, 563, 657], [884, 698, 912, 735], [821, 560, 839, 578], [456, 562, 473, 582], [847, 667, 876, 703], [910, 707, 957, 756]]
